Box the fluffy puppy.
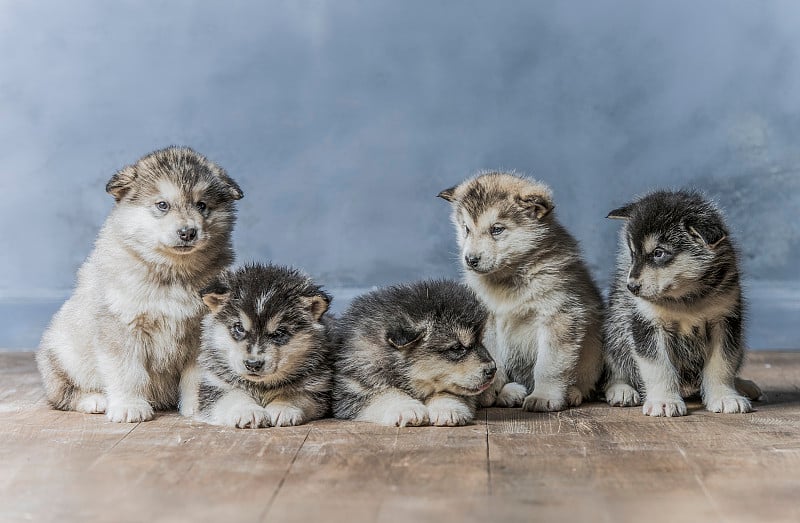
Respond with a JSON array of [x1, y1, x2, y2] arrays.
[[37, 147, 243, 422], [603, 190, 762, 416], [332, 280, 496, 427], [439, 172, 604, 412], [195, 264, 332, 428]]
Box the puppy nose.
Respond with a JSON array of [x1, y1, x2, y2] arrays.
[[178, 227, 197, 242], [483, 366, 497, 380], [627, 281, 641, 295], [465, 255, 481, 268], [244, 359, 264, 372]]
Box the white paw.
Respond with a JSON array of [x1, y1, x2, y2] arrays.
[[75, 393, 107, 414], [382, 401, 429, 427], [495, 383, 527, 407], [606, 383, 641, 407], [264, 403, 306, 427], [642, 397, 687, 417], [178, 396, 198, 418], [427, 400, 472, 426], [522, 390, 568, 412], [706, 394, 752, 414], [106, 399, 154, 423], [224, 404, 269, 429]]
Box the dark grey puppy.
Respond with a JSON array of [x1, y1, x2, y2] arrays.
[[604, 190, 762, 417], [332, 280, 497, 427], [194, 264, 332, 428]]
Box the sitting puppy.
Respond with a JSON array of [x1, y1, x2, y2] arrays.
[[332, 280, 496, 427], [438, 172, 604, 412], [603, 190, 762, 416], [195, 264, 332, 428], [37, 147, 243, 422]]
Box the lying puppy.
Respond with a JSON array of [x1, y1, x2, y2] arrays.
[[332, 280, 496, 427], [439, 172, 604, 411], [604, 190, 762, 416], [37, 147, 243, 422], [195, 264, 332, 428]]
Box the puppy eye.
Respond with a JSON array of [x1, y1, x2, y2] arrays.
[[231, 322, 246, 340], [652, 248, 673, 263], [446, 345, 469, 361], [155, 201, 170, 212], [463, 225, 470, 235], [196, 201, 207, 212], [490, 225, 506, 237], [271, 327, 291, 346]]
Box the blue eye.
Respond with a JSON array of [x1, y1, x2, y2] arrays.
[[156, 201, 170, 212], [490, 225, 505, 237], [652, 248, 673, 264], [196, 201, 207, 212], [271, 328, 291, 346]]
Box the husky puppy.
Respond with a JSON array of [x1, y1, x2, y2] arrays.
[[603, 190, 762, 416], [332, 280, 496, 427], [195, 264, 332, 428], [439, 172, 604, 412], [37, 147, 243, 422]]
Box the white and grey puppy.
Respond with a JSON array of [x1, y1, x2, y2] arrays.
[[603, 190, 762, 416], [37, 146, 243, 422], [195, 264, 332, 428], [332, 280, 497, 427], [439, 172, 604, 412]]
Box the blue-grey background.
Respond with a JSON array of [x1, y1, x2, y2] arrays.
[[1, 1, 798, 349]]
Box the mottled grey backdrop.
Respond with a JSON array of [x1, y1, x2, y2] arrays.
[[1, 1, 798, 348]]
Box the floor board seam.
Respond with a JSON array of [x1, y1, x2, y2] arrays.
[[259, 426, 312, 521]]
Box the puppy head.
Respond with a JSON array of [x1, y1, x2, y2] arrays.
[[607, 190, 734, 302], [106, 146, 243, 261], [438, 172, 554, 275], [200, 264, 330, 385]]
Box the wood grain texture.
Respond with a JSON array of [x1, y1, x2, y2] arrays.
[[0, 351, 798, 523]]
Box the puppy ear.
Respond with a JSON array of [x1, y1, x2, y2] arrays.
[[437, 185, 457, 202], [106, 166, 137, 202], [300, 292, 331, 321], [686, 221, 727, 249], [515, 193, 553, 219], [606, 203, 633, 220], [386, 326, 425, 350], [213, 166, 244, 201], [200, 280, 230, 313]]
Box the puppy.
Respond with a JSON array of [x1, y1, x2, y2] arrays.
[[332, 280, 496, 427], [439, 172, 604, 412], [195, 264, 332, 428], [603, 190, 762, 416], [37, 147, 243, 422]]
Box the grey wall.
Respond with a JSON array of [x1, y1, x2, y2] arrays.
[[1, 1, 798, 348]]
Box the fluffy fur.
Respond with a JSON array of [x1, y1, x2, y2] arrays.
[[439, 172, 604, 412], [603, 190, 762, 416], [37, 146, 243, 422], [194, 264, 332, 428], [332, 280, 496, 427]]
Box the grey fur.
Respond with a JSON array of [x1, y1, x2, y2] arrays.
[[332, 280, 496, 427], [603, 189, 762, 416]]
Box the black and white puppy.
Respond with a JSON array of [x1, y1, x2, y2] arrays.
[[603, 190, 762, 416]]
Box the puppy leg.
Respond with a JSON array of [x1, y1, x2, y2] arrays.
[[178, 361, 201, 417], [604, 359, 641, 407], [426, 394, 475, 426], [522, 325, 575, 412], [636, 353, 686, 417], [477, 367, 526, 408], [356, 388, 429, 427], [96, 343, 154, 423], [703, 324, 752, 414]]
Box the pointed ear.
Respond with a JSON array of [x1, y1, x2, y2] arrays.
[[212, 166, 244, 200], [686, 222, 727, 249], [515, 193, 553, 219], [300, 292, 331, 321], [437, 185, 457, 202], [606, 203, 634, 220], [105, 166, 137, 202], [386, 326, 425, 350], [200, 280, 230, 313]]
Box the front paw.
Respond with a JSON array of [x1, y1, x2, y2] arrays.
[[643, 397, 687, 417], [706, 394, 752, 414], [428, 401, 472, 427], [382, 401, 429, 427], [106, 399, 154, 423], [522, 390, 567, 412], [605, 383, 641, 407], [224, 404, 269, 428], [264, 403, 306, 427], [495, 383, 527, 407], [76, 393, 107, 414]]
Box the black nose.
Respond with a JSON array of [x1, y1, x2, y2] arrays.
[[483, 366, 497, 380], [627, 282, 641, 295], [178, 227, 197, 242], [465, 255, 480, 268], [244, 359, 264, 372]]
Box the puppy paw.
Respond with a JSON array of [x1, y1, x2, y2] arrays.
[[178, 396, 198, 418], [75, 393, 107, 414], [735, 378, 764, 401], [566, 386, 583, 407], [605, 383, 641, 407], [106, 399, 154, 423], [224, 404, 269, 428], [522, 391, 567, 412], [706, 394, 752, 414], [478, 384, 500, 407], [495, 383, 527, 408], [382, 401, 429, 427], [642, 397, 687, 417], [264, 403, 305, 427], [427, 397, 473, 426]]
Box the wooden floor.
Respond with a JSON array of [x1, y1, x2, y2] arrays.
[[1, 352, 799, 523]]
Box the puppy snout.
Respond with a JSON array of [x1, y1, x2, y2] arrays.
[[627, 281, 641, 295], [483, 365, 497, 381], [178, 226, 197, 242], [243, 359, 264, 372], [464, 254, 481, 269]]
